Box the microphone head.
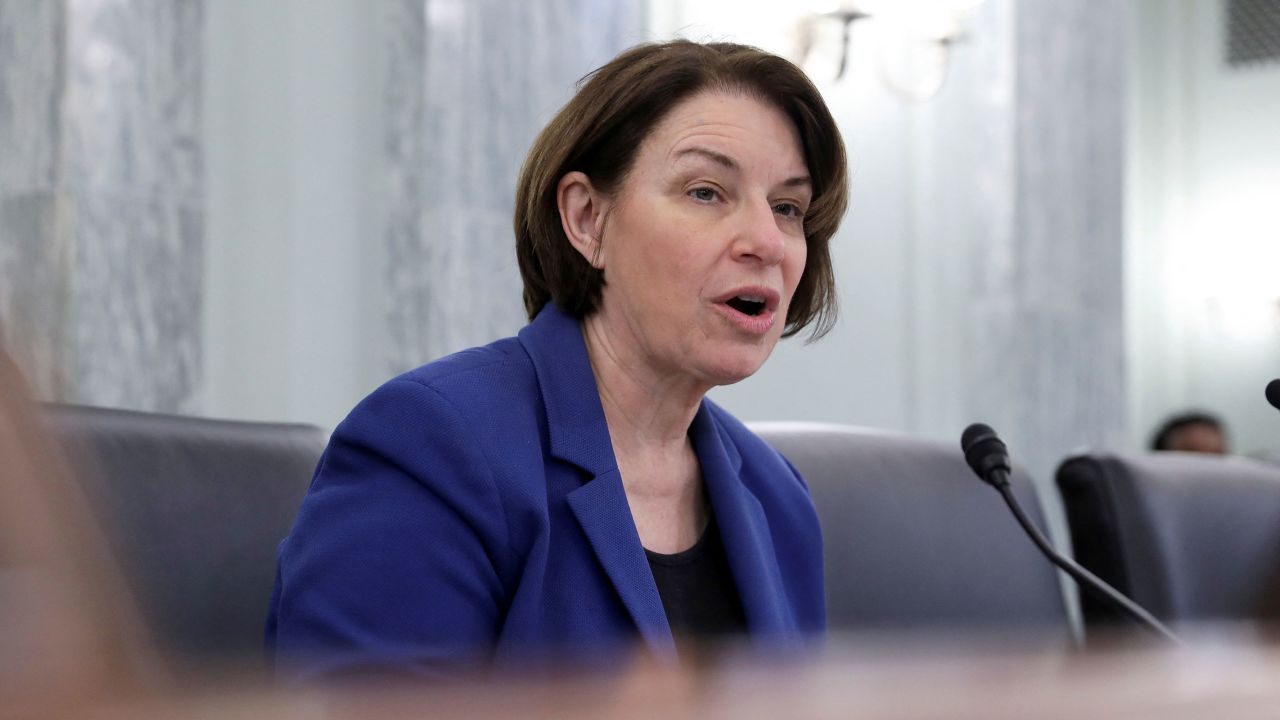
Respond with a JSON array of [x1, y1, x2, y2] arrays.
[[1267, 379, 1280, 411], [960, 423, 1012, 487]]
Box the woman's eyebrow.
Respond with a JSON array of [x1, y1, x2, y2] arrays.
[[673, 146, 738, 171], [674, 146, 811, 189]]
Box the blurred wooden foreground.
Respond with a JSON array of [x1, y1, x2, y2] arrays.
[[5, 347, 1280, 719], [24, 638, 1280, 720]]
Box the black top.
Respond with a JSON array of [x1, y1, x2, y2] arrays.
[[645, 515, 747, 654]]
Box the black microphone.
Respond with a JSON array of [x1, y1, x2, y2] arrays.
[[960, 423, 1182, 645], [1267, 379, 1280, 411]]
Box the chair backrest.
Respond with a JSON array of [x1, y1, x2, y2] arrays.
[[751, 422, 1069, 640], [1057, 452, 1280, 632], [44, 404, 327, 670]]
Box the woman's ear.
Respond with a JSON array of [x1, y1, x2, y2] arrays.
[[556, 171, 607, 270]]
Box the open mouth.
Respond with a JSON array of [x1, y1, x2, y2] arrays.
[[725, 295, 767, 317]]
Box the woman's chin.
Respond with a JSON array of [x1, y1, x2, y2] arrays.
[[701, 352, 771, 388]]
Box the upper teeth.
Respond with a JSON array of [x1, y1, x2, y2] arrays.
[[737, 295, 764, 303]]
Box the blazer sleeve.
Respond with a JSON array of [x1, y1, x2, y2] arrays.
[[268, 378, 513, 680]]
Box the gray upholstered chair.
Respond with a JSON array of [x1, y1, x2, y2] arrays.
[[751, 422, 1070, 642], [45, 404, 327, 670], [1057, 452, 1280, 635], [43, 408, 1072, 667]]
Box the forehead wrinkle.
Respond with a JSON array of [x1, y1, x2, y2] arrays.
[[672, 146, 738, 172], [654, 105, 808, 185]]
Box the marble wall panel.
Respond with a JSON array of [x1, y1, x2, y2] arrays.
[[59, 0, 205, 412], [990, 0, 1127, 483], [384, 0, 644, 372], [382, 0, 428, 372], [0, 0, 203, 411], [907, 0, 1126, 488], [64, 191, 202, 411], [0, 1, 65, 397], [0, 0, 62, 194], [908, 0, 1017, 441], [63, 0, 202, 201]]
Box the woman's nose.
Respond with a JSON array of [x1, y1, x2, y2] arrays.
[[731, 199, 787, 266]]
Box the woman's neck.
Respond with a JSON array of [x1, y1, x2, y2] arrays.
[[582, 313, 710, 552], [580, 314, 707, 461]]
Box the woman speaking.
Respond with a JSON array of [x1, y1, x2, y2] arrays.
[[267, 39, 849, 679]]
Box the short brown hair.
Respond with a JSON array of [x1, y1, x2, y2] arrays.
[[515, 40, 848, 339]]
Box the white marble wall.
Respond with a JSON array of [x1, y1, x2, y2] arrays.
[[908, 0, 1128, 483], [0, 0, 1127, 445], [996, 0, 1128, 482], [383, 0, 644, 372], [906, 0, 1128, 480], [0, 0, 203, 411], [901, 0, 1019, 444], [0, 1, 68, 397]]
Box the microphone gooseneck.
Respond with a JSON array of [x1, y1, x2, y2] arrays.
[[959, 423, 1182, 645], [1266, 379, 1280, 412]]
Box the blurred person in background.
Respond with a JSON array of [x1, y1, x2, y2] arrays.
[[1150, 411, 1229, 455], [268, 39, 849, 680], [0, 346, 158, 716]]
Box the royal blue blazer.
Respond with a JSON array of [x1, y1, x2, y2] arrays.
[[266, 304, 824, 679]]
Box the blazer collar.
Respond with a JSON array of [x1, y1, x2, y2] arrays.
[[519, 305, 676, 658], [518, 304, 795, 653], [689, 402, 797, 641], [517, 304, 617, 476]]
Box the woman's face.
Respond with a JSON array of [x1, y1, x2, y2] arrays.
[[585, 90, 811, 389]]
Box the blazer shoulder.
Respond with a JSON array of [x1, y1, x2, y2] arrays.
[[396, 336, 528, 386], [386, 335, 539, 409], [331, 334, 542, 480]]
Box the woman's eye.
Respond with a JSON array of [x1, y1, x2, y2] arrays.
[[689, 187, 718, 203], [775, 202, 803, 218]]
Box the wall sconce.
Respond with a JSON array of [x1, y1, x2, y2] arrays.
[[796, 0, 986, 101]]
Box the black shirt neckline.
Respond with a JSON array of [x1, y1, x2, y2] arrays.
[[644, 519, 714, 566]]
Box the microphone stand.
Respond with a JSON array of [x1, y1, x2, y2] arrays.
[[989, 468, 1182, 646], [962, 423, 1181, 645]]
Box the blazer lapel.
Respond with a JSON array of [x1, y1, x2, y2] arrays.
[[566, 470, 675, 658], [690, 402, 796, 640], [518, 306, 675, 660]]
